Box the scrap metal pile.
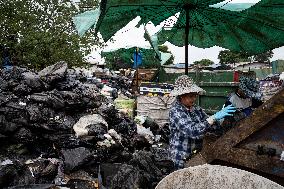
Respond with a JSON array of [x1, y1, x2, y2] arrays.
[[0, 62, 173, 189]]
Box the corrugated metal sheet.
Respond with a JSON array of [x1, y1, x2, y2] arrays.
[[186, 88, 284, 186]]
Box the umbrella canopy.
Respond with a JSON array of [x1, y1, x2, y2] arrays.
[[74, 0, 284, 74], [101, 47, 172, 69], [158, 0, 284, 54], [73, 8, 101, 37]]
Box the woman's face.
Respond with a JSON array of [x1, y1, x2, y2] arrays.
[[180, 93, 198, 108], [237, 88, 247, 98]]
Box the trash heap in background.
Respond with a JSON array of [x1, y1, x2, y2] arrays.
[[259, 73, 283, 102], [0, 62, 173, 189]]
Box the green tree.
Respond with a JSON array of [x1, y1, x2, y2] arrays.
[[0, 0, 101, 70], [158, 45, 169, 52], [193, 59, 214, 67], [218, 50, 249, 64], [253, 50, 273, 63]]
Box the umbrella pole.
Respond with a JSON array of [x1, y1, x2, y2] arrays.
[[185, 6, 190, 75], [136, 47, 139, 92]]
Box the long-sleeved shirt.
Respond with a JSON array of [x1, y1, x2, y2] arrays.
[[169, 99, 211, 169]]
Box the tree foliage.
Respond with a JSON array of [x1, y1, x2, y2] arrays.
[[218, 50, 249, 64], [218, 49, 274, 65], [0, 0, 101, 70], [193, 59, 214, 66], [158, 45, 169, 52], [253, 50, 273, 63]]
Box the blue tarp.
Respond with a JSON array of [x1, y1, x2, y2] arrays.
[[133, 49, 142, 68]]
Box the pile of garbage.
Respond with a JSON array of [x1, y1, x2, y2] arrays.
[[0, 62, 173, 189], [259, 73, 283, 102]]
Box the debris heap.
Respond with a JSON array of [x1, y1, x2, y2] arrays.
[[0, 62, 173, 189]]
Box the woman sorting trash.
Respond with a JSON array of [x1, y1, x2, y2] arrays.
[[221, 76, 263, 132], [169, 75, 236, 169]]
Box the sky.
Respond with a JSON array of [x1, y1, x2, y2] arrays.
[[88, 0, 284, 65]]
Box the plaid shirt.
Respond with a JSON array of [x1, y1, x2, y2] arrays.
[[169, 99, 210, 169]]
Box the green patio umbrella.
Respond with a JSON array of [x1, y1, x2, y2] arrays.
[[102, 47, 162, 68], [144, 26, 173, 65], [74, 0, 284, 75], [73, 8, 101, 37]]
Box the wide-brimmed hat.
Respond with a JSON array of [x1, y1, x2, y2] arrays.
[[239, 76, 261, 99], [170, 75, 205, 96]]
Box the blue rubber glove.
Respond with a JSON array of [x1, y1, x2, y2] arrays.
[[214, 105, 237, 120]]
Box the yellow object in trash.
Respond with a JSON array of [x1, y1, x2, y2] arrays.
[[114, 98, 135, 118]]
